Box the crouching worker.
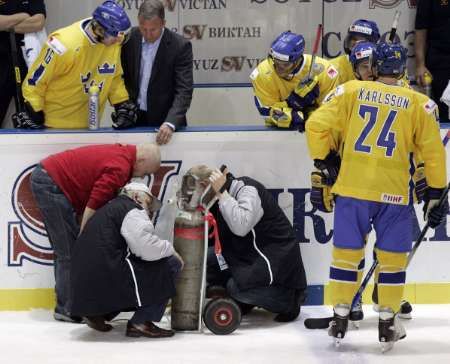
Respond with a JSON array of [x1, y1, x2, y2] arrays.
[[182, 165, 307, 322], [70, 182, 184, 338]]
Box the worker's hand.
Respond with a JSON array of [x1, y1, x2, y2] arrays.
[[415, 64, 432, 88], [173, 250, 184, 270], [209, 168, 226, 195], [156, 124, 173, 145]]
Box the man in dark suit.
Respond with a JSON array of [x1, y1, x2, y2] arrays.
[[121, 0, 193, 145]]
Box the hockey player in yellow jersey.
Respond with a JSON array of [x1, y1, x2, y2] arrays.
[[345, 41, 417, 326], [330, 19, 381, 85], [14, 1, 137, 129], [306, 42, 447, 352], [250, 31, 339, 132]]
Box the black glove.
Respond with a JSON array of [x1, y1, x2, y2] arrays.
[[292, 110, 306, 133], [111, 100, 137, 129], [287, 75, 320, 110], [286, 85, 320, 111], [423, 187, 449, 229], [313, 150, 341, 186], [12, 102, 45, 129], [310, 171, 334, 212]]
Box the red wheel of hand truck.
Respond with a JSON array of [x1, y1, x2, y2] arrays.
[[203, 298, 241, 335]]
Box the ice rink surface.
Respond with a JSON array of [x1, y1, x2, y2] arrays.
[[1, 305, 450, 364]]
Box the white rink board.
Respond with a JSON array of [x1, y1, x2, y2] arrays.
[[0, 127, 448, 291]]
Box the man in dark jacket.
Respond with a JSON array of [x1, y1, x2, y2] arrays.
[[70, 182, 183, 338], [415, 0, 450, 122], [182, 165, 307, 322], [30, 143, 160, 323], [0, 0, 46, 126], [121, 0, 193, 145]]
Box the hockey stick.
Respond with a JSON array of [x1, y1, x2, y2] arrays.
[[306, 23, 323, 82], [9, 29, 24, 113], [304, 184, 449, 329], [388, 10, 401, 43], [304, 259, 378, 330]]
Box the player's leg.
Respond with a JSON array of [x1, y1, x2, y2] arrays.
[[373, 203, 412, 352], [328, 196, 370, 344]]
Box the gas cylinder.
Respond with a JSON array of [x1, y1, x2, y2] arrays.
[[171, 208, 205, 330]]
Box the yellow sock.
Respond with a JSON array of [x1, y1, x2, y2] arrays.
[[329, 247, 365, 307], [375, 248, 407, 313]]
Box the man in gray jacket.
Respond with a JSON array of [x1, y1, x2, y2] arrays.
[[70, 182, 183, 338], [183, 165, 307, 322]]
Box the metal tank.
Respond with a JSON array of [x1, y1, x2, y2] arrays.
[[171, 208, 205, 331]]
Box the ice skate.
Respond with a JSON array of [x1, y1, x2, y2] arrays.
[[376, 300, 412, 319], [328, 304, 350, 347], [398, 300, 412, 320], [378, 308, 406, 353], [349, 296, 363, 328]]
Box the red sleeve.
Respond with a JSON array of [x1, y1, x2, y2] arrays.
[[86, 163, 132, 210]]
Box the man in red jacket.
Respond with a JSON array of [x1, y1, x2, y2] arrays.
[[30, 143, 160, 323]]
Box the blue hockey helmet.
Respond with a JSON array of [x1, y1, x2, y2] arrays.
[[92, 1, 131, 38], [350, 41, 378, 80], [376, 42, 407, 77], [344, 19, 380, 54], [350, 41, 378, 67], [270, 31, 305, 63], [269, 31, 305, 79]]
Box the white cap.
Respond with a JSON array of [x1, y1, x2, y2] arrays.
[[123, 182, 162, 211]]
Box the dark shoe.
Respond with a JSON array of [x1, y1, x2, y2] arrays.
[[103, 311, 120, 322], [84, 316, 113, 332], [236, 301, 255, 315], [274, 289, 306, 322], [126, 321, 175, 338], [274, 304, 301, 322], [53, 311, 83, 323]]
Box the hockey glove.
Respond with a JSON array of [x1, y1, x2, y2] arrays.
[[313, 150, 341, 186], [12, 102, 45, 129], [413, 162, 427, 203], [267, 107, 305, 131], [310, 170, 334, 212], [111, 100, 137, 129], [287, 75, 320, 110], [423, 187, 449, 229]]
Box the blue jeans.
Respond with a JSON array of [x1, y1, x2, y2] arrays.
[[130, 255, 182, 324], [30, 164, 79, 316]]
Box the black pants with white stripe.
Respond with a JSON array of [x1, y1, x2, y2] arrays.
[[206, 247, 296, 314]]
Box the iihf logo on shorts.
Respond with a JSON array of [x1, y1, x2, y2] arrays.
[[7, 161, 182, 267]]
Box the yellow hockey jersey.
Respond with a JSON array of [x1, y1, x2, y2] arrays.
[[23, 19, 129, 129], [250, 55, 339, 127], [306, 80, 446, 205], [329, 54, 354, 86]]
